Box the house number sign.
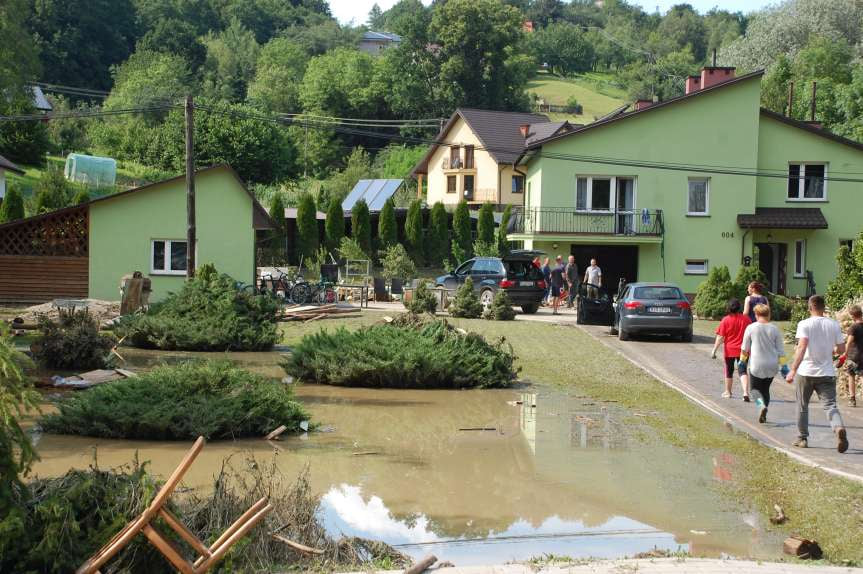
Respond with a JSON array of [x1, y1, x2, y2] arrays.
[[721, 231, 735, 238]]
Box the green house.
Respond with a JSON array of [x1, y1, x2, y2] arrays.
[[0, 165, 274, 303], [509, 66, 863, 297]]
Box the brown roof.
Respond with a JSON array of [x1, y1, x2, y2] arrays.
[[411, 108, 550, 175], [520, 70, 765, 157], [759, 108, 863, 153], [0, 153, 25, 175], [737, 207, 828, 229], [0, 164, 275, 231]]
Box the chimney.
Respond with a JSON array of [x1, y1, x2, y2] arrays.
[[519, 124, 530, 137], [700, 66, 735, 90], [685, 75, 701, 94], [635, 99, 653, 111]]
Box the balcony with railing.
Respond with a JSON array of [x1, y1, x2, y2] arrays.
[[508, 207, 664, 241], [464, 187, 497, 203], [441, 157, 475, 170]]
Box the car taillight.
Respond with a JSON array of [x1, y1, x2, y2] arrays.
[[624, 301, 643, 310], [536, 280, 546, 289], [499, 279, 515, 288], [677, 301, 691, 310]]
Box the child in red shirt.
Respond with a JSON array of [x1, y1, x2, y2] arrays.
[[711, 298, 752, 400]]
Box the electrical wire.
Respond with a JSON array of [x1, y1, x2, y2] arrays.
[[0, 105, 180, 122]]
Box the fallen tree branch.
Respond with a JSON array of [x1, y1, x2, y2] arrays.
[[270, 533, 324, 555], [404, 554, 437, 574]]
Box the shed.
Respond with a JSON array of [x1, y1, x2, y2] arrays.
[[342, 179, 404, 212], [0, 165, 274, 304], [64, 153, 117, 187]]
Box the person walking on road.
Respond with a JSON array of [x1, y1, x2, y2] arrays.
[[565, 255, 578, 309], [839, 304, 863, 407], [583, 258, 602, 299], [741, 304, 787, 423], [785, 295, 849, 453], [541, 257, 551, 306], [743, 281, 770, 323], [711, 298, 751, 400], [550, 255, 566, 315]]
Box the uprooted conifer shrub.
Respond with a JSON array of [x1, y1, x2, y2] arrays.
[[282, 316, 518, 388], [448, 277, 483, 319], [114, 263, 280, 351], [31, 308, 115, 370], [483, 290, 517, 321], [40, 361, 307, 440]]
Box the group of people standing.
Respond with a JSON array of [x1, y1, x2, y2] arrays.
[[711, 281, 860, 453], [535, 255, 603, 315]]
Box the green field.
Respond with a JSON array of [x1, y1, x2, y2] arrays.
[[528, 70, 627, 122]]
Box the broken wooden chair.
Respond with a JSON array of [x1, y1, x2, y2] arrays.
[[76, 436, 273, 574]]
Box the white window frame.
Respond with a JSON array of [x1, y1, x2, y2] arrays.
[[787, 162, 827, 202], [684, 259, 708, 275], [794, 239, 806, 278], [151, 239, 188, 276], [686, 178, 710, 216], [575, 175, 636, 213]]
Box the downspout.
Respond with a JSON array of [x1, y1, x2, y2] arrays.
[[497, 164, 504, 205], [741, 229, 751, 265]]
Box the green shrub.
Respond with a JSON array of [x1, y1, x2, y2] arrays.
[[380, 243, 416, 282], [40, 360, 308, 440], [377, 198, 397, 249], [405, 281, 437, 315], [473, 239, 499, 257], [498, 204, 512, 255], [452, 200, 472, 261], [115, 264, 280, 351], [32, 309, 115, 370], [351, 199, 372, 258], [282, 319, 518, 388], [449, 277, 483, 318], [826, 236, 863, 310], [427, 201, 449, 267], [770, 293, 794, 321], [785, 299, 810, 343], [732, 265, 767, 301], [325, 196, 345, 252], [404, 198, 424, 266], [693, 265, 733, 319], [0, 463, 172, 574], [484, 290, 516, 321], [296, 193, 319, 260], [0, 184, 25, 222]]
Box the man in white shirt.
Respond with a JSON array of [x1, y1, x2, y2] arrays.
[[583, 258, 602, 299], [786, 295, 849, 452]]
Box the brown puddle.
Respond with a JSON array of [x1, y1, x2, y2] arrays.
[[29, 348, 782, 566]]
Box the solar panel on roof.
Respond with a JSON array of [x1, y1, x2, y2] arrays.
[[342, 179, 404, 211]]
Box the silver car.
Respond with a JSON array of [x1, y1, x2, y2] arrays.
[[611, 282, 693, 342]]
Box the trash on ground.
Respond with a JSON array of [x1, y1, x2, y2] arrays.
[[279, 304, 359, 322], [783, 536, 822, 559], [458, 427, 496, 431], [52, 368, 136, 389], [265, 425, 288, 441], [770, 504, 787, 525]]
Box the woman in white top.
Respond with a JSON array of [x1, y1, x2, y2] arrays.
[[741, 303, 786, 424]]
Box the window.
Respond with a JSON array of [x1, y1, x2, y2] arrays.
[[684, 259, 708, 275], [788, 163, 826, 200], [450, 146, 461, 169], [152, 240, 187, 275], [455, 260, 474, 276], [575, 176, 628, 212], [840, 239, 855, 251], [633, 286, 684, 300], [447, 175, 456, 193], [464, 145, 474, 169], [687, 178, 709, 215], [794, 240, 806, 277], [512, 174, 525, 194], [463, 174, 474, 197]]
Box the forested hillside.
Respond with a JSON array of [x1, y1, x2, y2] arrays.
[[2, 0, 863, 218]]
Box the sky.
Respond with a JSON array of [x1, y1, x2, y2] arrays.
[[329, 0, 776, 26]]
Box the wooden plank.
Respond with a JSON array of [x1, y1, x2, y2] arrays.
[[158, 508, 211, 559]]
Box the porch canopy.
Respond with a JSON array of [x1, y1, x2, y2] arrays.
[[737, 207, 827, 229]]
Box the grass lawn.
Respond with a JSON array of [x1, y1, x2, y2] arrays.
[[281, 311, 863, 564], [527, 70, 626, 121]]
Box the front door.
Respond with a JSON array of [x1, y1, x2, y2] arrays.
[[756, 242, 787, 295], [615, 178, 635, 234]]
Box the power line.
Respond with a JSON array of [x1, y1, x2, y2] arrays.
[[0, 105, 180, 122]]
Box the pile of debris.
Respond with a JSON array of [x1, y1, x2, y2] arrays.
[[12, 299, 120, 327], [51, 368, 136, 390], [279, 304, 360, 322]]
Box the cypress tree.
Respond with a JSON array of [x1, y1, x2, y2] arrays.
[[428, 201, 449, 267], [405, 198, 424, 266], [296, 193, 318, 261], [498, 203, 512, 256], [0, 185, 25, 222], [269, 192, 287, 259], [452, 200, 472, 263], [378, 198, 397, 250], [325, 196, 345, 253], [351, 199, 372, 258], [477, 202, 495, 247]]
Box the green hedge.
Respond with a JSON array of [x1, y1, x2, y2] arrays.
[[282, 318, 518, 388], [115, 264, 280, 351], [40, 361, 308, 440], [32, 309, 115, 370]]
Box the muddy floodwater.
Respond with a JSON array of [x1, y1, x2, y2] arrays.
[[30, 348, 782, 566]]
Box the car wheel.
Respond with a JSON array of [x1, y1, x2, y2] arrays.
[[520, 303, 538, 314], [576, 305, 585, 324], [480, 288, 495, 307], [618, 327, 630, 341], [681, 329, 693, 343], [609, 316, 619, 335]]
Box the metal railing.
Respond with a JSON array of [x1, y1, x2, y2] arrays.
[[441, 157, 475, 170], [508, 207, 664, 236], [464, 187, 496, 202]]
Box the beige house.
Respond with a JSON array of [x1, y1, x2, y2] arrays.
[[411, 108, 573, 208]]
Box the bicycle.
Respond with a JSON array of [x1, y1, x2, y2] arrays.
[[290, 277, 336, 305]]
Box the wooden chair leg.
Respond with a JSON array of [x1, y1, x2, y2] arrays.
[[159, 507, 212, 560], [194, 503, 273, 573], [193, 497, 269, 568], [142, 524, 196, 574]]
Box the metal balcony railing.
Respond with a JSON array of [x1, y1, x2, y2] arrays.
[[508, 207, 664, 236]]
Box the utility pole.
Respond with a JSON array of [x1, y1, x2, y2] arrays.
[[185, 95, 196, 278]]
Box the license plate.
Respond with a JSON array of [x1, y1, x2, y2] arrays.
[[519, 281, 534, 287], [649, 306, 671, 313]]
